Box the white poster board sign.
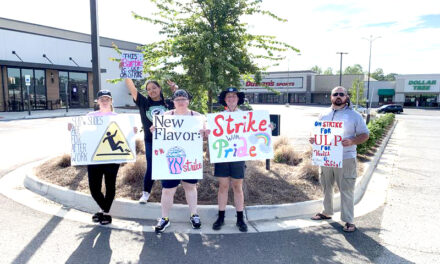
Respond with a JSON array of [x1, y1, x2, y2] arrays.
[[120, 53, 143, 79], [152, 115, 204, 180], [70, 115, 137, 165], [207, 110, 273, 163], [311, 120, 344, 167]]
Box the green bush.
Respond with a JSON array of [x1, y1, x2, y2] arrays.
[[357, 113, 395, 155]]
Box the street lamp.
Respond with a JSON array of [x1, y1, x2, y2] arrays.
[[363, 35, 381, 124], [336, 52, 348, 86]]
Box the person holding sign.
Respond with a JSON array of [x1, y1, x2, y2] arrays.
[[309, 86, 369, 232], [68, 90, 129, 225], [124, 78, 177, 204], [151, 89, 205, 233], [211, 87, 249, 232]]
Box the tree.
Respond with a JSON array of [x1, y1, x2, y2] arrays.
[[310, 65, 322, 74], [344, 64, 364, 74], [349, 78, 366, 107], [121, 0, 298, 113], [323, 67, 333, 75], [371, 68, 385, 81], [385, 73, 397, 81]]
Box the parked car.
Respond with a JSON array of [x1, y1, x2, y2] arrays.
[[377, 104, 403, 114], [354, 106, 367, 114]]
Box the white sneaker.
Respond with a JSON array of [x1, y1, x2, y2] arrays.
[[139, 192, 150, 204]]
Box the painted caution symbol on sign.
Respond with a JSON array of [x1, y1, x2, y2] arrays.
[[92, 121, 134, 161]]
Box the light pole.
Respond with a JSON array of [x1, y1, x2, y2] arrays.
[[363, 35, 381, 124], [336, 52, 348, 86]]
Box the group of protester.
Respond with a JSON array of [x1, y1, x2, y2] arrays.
[[71, 78, 369, 234]]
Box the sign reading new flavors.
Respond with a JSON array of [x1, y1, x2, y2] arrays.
[[120, 53, 143, 79], [70, 115, 137, 165], [152, 115, 204, 180], [207, 110, 274, 163], [312, 120, 344, 168]]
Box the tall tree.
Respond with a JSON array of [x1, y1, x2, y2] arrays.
[[344, 64, 364, 74], [323, 67, 333, 75], [310, 65, 322, 74], [123, 0, 298, 113], [371, 68, 385, 81]]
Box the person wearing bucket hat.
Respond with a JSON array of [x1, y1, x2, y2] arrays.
[[149, 88, 207, 233], [67, 89, 137, 225], [218, 87, 245, 109], [124, 77, 177, 204], [209, 87, 248, 232]]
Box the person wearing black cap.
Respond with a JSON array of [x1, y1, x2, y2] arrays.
[[212, 87, 248, 232], [124, 78, 177, 204], [150, 89, 206, 233], [67, 90, 131, 225]]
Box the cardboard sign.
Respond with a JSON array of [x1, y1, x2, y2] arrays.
[[207, 110, 274, 163], [120, 53, 143, 79], [152, 115, 204, 180], [311, 120, 344, 168], [70, 115, 137, 165]]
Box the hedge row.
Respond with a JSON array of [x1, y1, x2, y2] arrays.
[[357, 113, 395, 155]]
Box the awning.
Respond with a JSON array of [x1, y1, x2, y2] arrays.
[[378, 89, 395, 96]]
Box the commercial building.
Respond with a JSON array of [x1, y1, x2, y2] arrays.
[[0, 18, 139, 112]]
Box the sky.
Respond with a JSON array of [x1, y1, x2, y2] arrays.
[[1, 0, 439, 75]]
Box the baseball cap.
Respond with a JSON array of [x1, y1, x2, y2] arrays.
[[97, 90, 112, 99]]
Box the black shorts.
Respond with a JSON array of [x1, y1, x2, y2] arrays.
[[161, 179, 198, 189], [214, 161, 246, 179]]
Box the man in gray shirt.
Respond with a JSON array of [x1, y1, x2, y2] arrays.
[[309, 86, 369, 232]]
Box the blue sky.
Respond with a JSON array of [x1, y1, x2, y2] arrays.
[[1, 0, 439, 75]]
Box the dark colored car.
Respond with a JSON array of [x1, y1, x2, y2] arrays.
[[377, 104, 403, 114]]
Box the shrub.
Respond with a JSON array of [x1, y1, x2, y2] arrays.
[[299, 160, 319, 182], [357, 113, 395, 155], [57, 154, 71, 168], [273, 145, 301, 165], [136, 139, 145, 155], [273, 136, 290, 151], [121, 157, 145, 184]]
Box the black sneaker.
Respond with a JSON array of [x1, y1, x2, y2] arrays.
[[236, 220, 248, 232], [190, 214, 201, 229], [155, 217, 170, 233], [212, 216, 224, 230], [100, 214, 112, 225], [92, 212, 103, 223]]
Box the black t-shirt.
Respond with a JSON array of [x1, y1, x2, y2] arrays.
[[135, 93, 174, 142]]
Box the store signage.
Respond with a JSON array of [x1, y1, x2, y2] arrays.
[[242, 77, 303, 89], [405, 79, 440, 92], [25, 75, 31, 86]]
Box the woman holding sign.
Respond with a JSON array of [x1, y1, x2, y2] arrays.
[[124, 78, 177, 204], [68, 90, 129, 225], [211, 87, 248, 232], [151, 89, 205, 233]]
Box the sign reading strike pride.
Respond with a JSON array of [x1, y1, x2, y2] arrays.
[[207, 110, 273, 163], [120, 53, 143, 79], [312, 120, 344, 168], [152, 115, 204, 180], [70, 115, 137, 165]]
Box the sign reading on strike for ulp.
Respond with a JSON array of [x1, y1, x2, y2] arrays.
[[312, 120, 344, 168], [120, 53, 143, 79], [207, 110, 274, 163], [152, 115, 204, 180], [70, 115, 137, 165]]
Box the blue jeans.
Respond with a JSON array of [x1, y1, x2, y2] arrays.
[[144, 141, 154, 192]]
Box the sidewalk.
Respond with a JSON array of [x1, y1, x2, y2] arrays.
[[0, 108, 139, 121]]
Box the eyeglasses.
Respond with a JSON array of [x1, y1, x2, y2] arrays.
[[174, 98, 188, 102], [332, 92, 346, 97]]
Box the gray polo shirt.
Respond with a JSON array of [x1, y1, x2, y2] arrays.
[[318, 106, 369, 159]]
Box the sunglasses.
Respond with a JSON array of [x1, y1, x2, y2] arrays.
[[332, 92, 346, 97]]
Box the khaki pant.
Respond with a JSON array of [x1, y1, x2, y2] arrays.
[[320, 158, 357, 223]]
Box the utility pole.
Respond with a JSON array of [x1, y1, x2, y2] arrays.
[[336, 52, 348, 86], [90, 0, 101, 97], [363, 35, 381, 124]]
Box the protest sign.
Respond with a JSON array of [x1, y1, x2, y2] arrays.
[[152, 115, 204, 180], [311, 120, 344, 167], [120, 53, 143, 79], [207, 110, 273, 163], [70, 115, 137, 165]]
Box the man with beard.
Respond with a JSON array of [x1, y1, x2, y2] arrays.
[[309, 86, 369, 232]]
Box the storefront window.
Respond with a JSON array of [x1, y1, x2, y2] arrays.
[[7, 68, 22, 111], [34, 70, 46, 110], [59, 71, 89, 108], [59, 71, 69, 107]]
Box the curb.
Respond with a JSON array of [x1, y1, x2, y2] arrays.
[[23, 120, 398, 223]]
